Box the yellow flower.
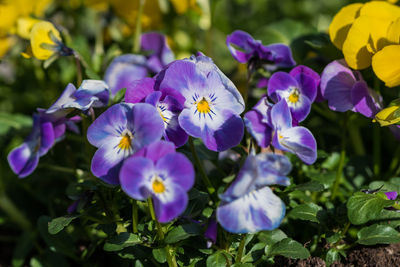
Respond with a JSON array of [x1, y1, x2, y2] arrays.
[[0, 36, 15, 58], [30, 21, 63, 60], [16, 17, 41, 39], [170, 0, 197, 14], [375, 105, 400, 126]]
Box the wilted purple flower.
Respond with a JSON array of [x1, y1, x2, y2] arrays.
[[271, 100, 317, 165], [226, 30, 295, 70], [158, 54, 245, 151], [46, 80, 110, 116], [217, 153, 291, 233], [320, 60, 382, 117], [204, 218, 217, 248], [105, 33, 174, 96], [125, 77, 188, 147], [8, 114, 55, 178], [87, 103, 164, 184], [385, 191, 398, 200], [268, 65, 319, 122], [120, 141, 194, 223]]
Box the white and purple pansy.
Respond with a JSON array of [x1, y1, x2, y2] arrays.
[[271, 100, 317, 165], [87, 103, 164, 185], [158, 55, 245, 151], [125, 77, 188, 147], [217, 153, 291, 233], [268, 65, 319, 123], [120, 140, 194, 223]]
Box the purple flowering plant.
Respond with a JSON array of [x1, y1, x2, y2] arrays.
[[5, 2, 400, 266]]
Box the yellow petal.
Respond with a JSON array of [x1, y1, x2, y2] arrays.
[[372, 45, 400, 87], [30, 21, 62, 60], [375, 105, 400, 126], [0, 36, 15, 58], [329, 3, 363, 50], [387, 17, 400, 44], [0, 3, 18, 35], [16, 17, 40, 39], [13, 0, 52, 17]]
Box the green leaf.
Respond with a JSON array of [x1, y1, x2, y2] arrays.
[[376, 209, 400, 228], [48, 215, 78, 235], [12, 232, 34, 267], [206, 251, 230, 267], [347, 192, 394, 225], [103, 232, 141, 252], [0, 112, 32, 135], [152, 248, 166, 263], [231, 264, 253, 267], [357, 224, 400, 245], [306, 170, 336, 188], [288, 203, 323, 223], [293, 181, 324, 192], [268, 238, 310, 259], [325, 249, 341, 267], [165, 223, 201, 244], [242, 242, 265, 263], [258, 229, 287, 245]]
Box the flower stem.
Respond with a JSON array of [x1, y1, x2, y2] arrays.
[[147, 198, 177, 267], [373, 124, 381, 177], [331, 115, 347, 200], [74, 55, 82, 86], [131, 199, 138, 233], [188, 137, 218, 202], [235, 234, 247, 263], [133, 0, 145, 53]]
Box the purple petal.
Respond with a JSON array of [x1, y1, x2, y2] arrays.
[[104, 54, 148, 96], [7, 143, 39, 178], [351, 81, 381, 118], [226, 30, 256, 63], [125, 77, 155, 104], [217, 187, 286, 233], [256, 153, 291, 186], [278, 126, 317, 165], [290, 65, 319, 102], [244, 110, 272, 148], [385, 191, 398, 200], [205, 219, 217, 247], [260, 43, 296, 69], [153, 183, 188, 223], [155, 152, 195, 191], [38, 121, 55, 156], [46, 83, 76, 114], [271, 100, 292, 131], [141, 32, 174, 73], [164, 117, 189, 147], [71, 80, 110, 109], [120, 156, 155, 200], [267, 72, 299, 103], [257, 77, 269, 88], [145, 91, 162, 106], [134, 140, 176, 163], [288, 94, 312, 123]]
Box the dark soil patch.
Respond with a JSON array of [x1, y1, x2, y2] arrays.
[[271, 243, 400, 267]]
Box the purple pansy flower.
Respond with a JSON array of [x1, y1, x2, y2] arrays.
[[120, 141, 194, 223], [226, 30, 296, 70], [158, 54, 245, 151], [268, 65, 319, 122], [87, 103, 164, 185], [7, 114, 55, 178], [385, 191, 398, 200], [125, 77, 188, 147], [46, 80, 110, 116], [105, 33, 174, 96], [271, 100, 317, 165], [217, 153, 291, 233], [320, 60, 382, 117]]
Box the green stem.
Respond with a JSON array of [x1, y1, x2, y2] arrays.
[[373, 124, 381, 177], [388, 146, 400, 177], [40, 164, 76, 174], [147, 198, 177, 267], [188, 137, 218, 202], [131, 199, 138, 233], [235, 234, 247, 263], [331, 115, 347, 201], [348, 120, 365, 156], [0, 193, 31, 231], [133, 0, 145, 53]]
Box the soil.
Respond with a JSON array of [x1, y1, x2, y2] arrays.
[[271, 243, 400, 267]]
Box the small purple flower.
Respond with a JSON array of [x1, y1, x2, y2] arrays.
[[141, 32, 175, 73], [46, 80, 110, 116], [125, 77, 188, 147], [320, 60, 382, 117], [268, 65, 319, 122], [385, 191, 398, 200], [271, 100, 317, 165], [87, 103, 164, 184], [226, 30, 296, 70], [7, 114, 55, 178], [120, 141, 194, 223], [204, 218, 217, 248], [158, 55, 245, 151], [217, 153, 291, 233]]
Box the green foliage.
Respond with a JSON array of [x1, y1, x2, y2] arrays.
[[357, 224, 400, 245], [268, 238, 310, 259]]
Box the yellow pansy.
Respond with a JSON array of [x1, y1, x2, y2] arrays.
[[16, 17, 41, 39], [30, 21, 62, 60], [375, 105, 400, 126], [0, 3, 18, 35]]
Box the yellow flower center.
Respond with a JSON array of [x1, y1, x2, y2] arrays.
[[288, 88, 300, 104], [118, 130, 133, 151], [152, 176, 166, 194], [197, 98, 211, 113]]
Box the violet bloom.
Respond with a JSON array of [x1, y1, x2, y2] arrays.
[[271, 100, 317, 165], [217, 153, 291, 233], [268, 65, 319, 122], [8, 114, 55, 178], [46, 80, 110, 116], [105, 33, 174, 96], [226, 30, 295, 70], [320, 60, 382, 117], [385, 191, 398, 200], [205, 218, 217, 248], [158, 55, 245, 151], [125, 77, 188, 147], [120, 141, 194, 223], [87, 103, 164, 184]]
